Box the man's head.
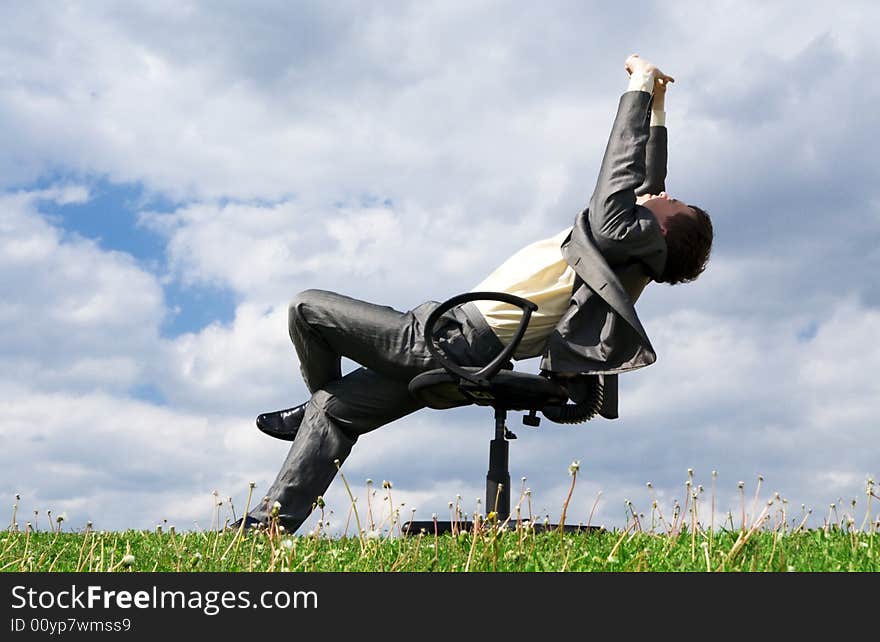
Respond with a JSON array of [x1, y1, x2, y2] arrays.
[[637, 192, 713, 285]]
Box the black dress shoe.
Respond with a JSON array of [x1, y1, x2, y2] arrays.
[[256, 403, 308, 441]]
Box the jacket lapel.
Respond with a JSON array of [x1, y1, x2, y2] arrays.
[[561, 232, 653, 348]]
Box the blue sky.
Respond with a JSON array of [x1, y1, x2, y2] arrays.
[[24, 177, 238, 337], [1, 0, 878, 532]]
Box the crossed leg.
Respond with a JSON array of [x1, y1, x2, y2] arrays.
[[250, 289, 450, 532], [250, 366, 426, 532], [288, 288, 446, 393]]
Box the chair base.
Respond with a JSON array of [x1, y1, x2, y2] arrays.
[[403, 520, 601, 535]]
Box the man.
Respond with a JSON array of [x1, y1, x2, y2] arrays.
[[240, 54, 713, 533]]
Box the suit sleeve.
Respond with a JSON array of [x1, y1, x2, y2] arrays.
[[585, 91, 667, 271], [634, 125, 667, 197]]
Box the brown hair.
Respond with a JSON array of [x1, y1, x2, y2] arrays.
[[657, 205, 713, 285]]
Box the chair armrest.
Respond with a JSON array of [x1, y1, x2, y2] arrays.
[[424, 291, 537, 386]]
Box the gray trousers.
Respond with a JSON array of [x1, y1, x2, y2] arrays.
[[249, 288, 506, 533]]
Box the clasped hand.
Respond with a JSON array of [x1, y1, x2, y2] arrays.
[[624, 53, 673, 109]]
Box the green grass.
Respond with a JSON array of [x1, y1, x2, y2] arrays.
[[5, 470, 877, 572], [2, 525, 877, 572]]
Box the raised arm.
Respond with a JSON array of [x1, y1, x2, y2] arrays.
[[635, 78, 668, 196], [587, 55, 672, 265]]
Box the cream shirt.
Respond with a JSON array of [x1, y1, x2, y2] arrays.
[[470, 226, 577, 359], [469, 69, 661, 360]]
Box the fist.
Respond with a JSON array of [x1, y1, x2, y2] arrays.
[[624, 54, 674, 85]]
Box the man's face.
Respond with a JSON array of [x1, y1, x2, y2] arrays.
[[637, 192, 696, 236]]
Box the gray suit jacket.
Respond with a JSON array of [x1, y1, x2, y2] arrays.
[[538, 90, 668, 419]]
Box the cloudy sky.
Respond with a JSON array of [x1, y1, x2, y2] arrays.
[[1, 1, 878, 533]]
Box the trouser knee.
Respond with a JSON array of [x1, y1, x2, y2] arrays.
[[288, 288, 333, 337], [289, 288, 323, 321]]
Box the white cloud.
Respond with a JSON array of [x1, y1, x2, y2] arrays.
[[158, 302, 298, 413], [0, 190, 164, 392], [0, 382, 279, 530]]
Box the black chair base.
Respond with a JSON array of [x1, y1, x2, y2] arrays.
[[403, 520, 601, 535], [402, 292, 604, 538]]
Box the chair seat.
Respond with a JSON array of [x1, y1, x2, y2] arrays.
[[409, 367, 569, 411]]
